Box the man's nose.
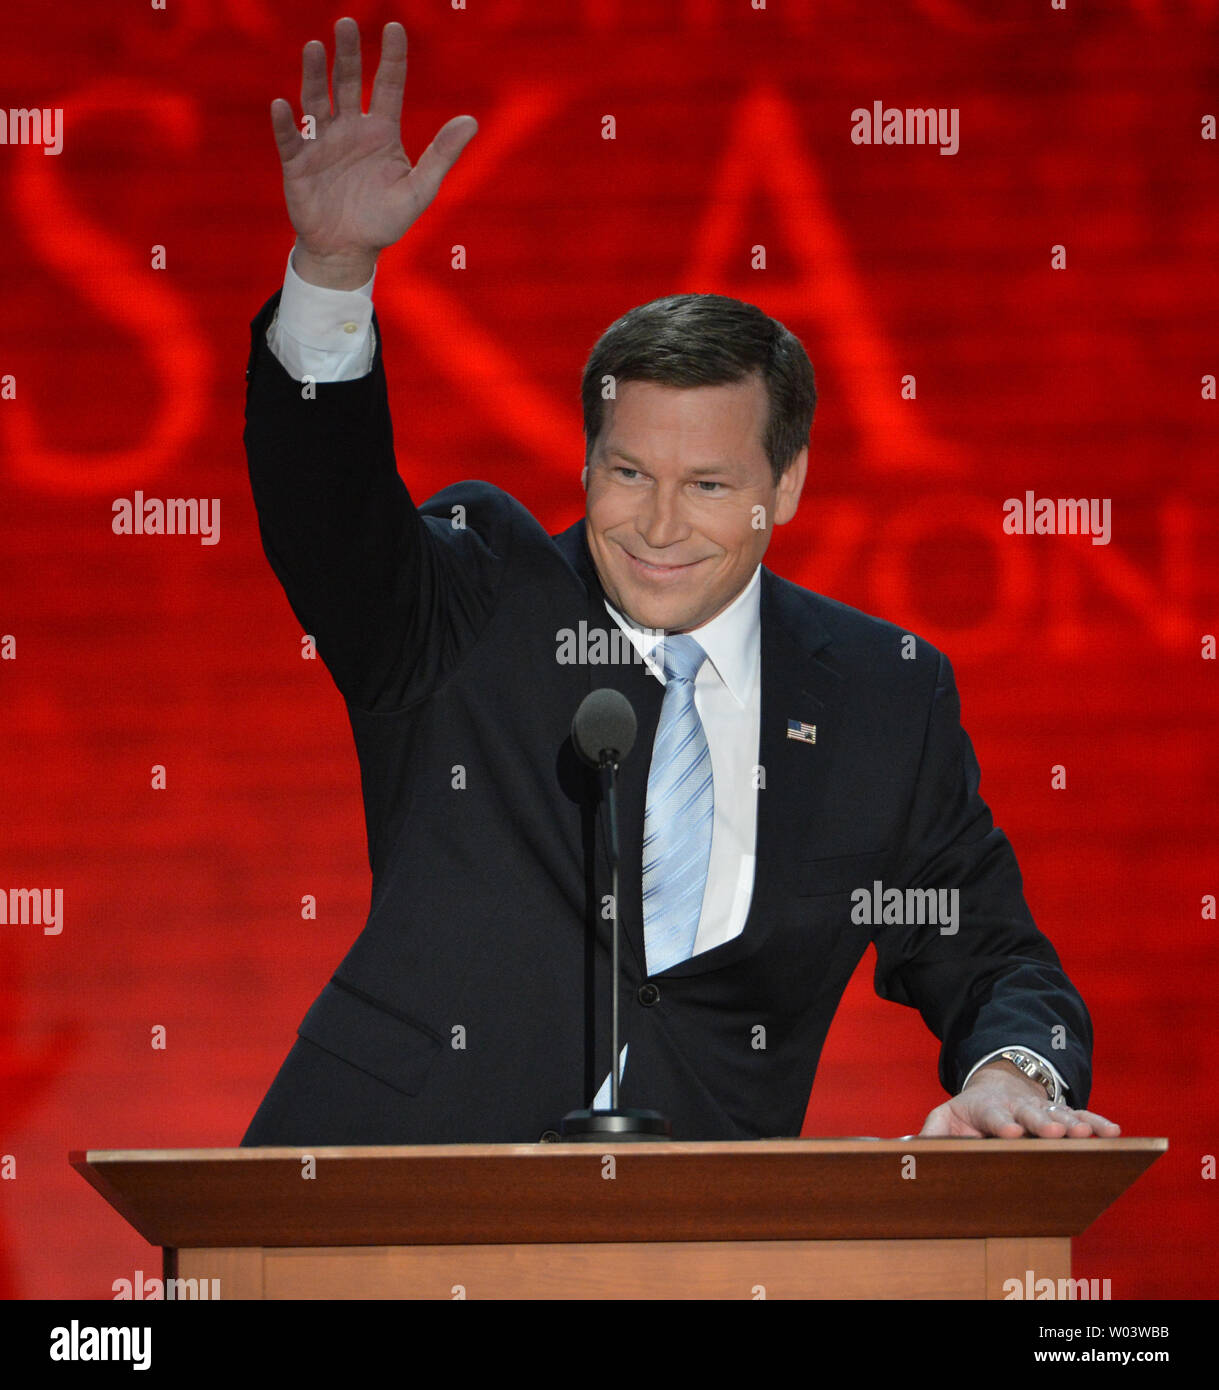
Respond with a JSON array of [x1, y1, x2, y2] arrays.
[[637, 487, 688, 549]]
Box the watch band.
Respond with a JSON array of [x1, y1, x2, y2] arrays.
[[998, 1048, 1063, 1103]]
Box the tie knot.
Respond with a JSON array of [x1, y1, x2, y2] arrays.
[[660, 633, 707, 685]]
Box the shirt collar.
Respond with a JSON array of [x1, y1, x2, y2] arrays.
[[603, 564, 762, 708]]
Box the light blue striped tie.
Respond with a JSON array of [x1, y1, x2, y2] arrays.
[[642, 634, 714, 976]]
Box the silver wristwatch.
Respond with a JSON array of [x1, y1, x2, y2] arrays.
[[999, 1049, 1062, 1103]]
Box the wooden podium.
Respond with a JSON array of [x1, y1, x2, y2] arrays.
[[71, 1138, 1164, 1299]]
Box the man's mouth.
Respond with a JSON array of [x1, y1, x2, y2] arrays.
[[622, 549, 705, 579]]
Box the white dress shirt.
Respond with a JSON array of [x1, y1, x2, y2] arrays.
[[264, 250, 1069, 1112], [604, 565, 762, 962]]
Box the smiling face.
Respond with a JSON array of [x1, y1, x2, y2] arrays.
[[582, 373, 807, 633]]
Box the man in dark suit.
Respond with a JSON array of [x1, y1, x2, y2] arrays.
[[242, 18, 1120, 1145]]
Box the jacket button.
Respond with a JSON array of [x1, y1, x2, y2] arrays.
[[637, 982, 660, 1007], [538, 1129, 561, 1143]]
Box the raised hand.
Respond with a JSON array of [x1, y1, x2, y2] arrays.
[[269, 17, 478, 288]]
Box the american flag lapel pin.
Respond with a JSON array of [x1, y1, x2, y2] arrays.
[[786, 719, 817, 745]]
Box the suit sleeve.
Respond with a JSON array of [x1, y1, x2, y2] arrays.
[[871, 650, 1094, 1104], [243, 291, 506, 713]]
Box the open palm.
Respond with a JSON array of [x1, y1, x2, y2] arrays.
[[270, 18, 477, 270]]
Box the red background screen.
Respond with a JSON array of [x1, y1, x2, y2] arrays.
[[0, 0, 1215, 1299]]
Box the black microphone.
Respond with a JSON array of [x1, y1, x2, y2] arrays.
[[571, 686, 637, 768], [562, 689, 671, 1141]]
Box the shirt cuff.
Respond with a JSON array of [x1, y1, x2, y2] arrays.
[[265, 248, 377, 382], [961, 1046, 1069, 1102]]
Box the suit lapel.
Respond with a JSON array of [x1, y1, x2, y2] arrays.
[[660, 568, 843, 977]]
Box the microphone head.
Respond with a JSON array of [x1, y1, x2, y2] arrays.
[[572, 689, 637, 768]]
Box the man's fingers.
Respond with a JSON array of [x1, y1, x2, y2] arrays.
[[1071, 1109, 1121, 1135], [369, 22, 408, 124], [332, 16, 362, 117], [408, 114, 479, 205], [1013, 1102, 1121, 1137], [1045, 1105, 1121, 1137], [1013, 1101, 1068, 1137], [270, 98, 303, 162], [916, 1095, 1123, 1140], [300, 39, 332, 123]]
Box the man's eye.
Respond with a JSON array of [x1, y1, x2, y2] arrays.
[[695, 480, 724, 493], [616, 467, 639, 480]]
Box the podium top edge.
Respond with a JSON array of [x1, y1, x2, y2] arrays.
[[70, 1137, 1168, 1167]]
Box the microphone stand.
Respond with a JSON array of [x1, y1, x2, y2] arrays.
[[560, 750, 671, 1141]]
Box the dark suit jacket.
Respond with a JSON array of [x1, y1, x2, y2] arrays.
[[240, 292, 1093, 1144]]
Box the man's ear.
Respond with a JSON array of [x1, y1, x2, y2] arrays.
[[581, 463, 588, 491], [773, 446, 808, 527]]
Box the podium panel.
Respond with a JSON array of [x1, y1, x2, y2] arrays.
[[72, 1139, 1164, 1300]]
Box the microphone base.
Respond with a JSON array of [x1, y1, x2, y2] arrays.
[[558, 1108, 672, 1141]]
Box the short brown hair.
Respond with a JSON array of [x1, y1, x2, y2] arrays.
[[581, 293, 816, 485]]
